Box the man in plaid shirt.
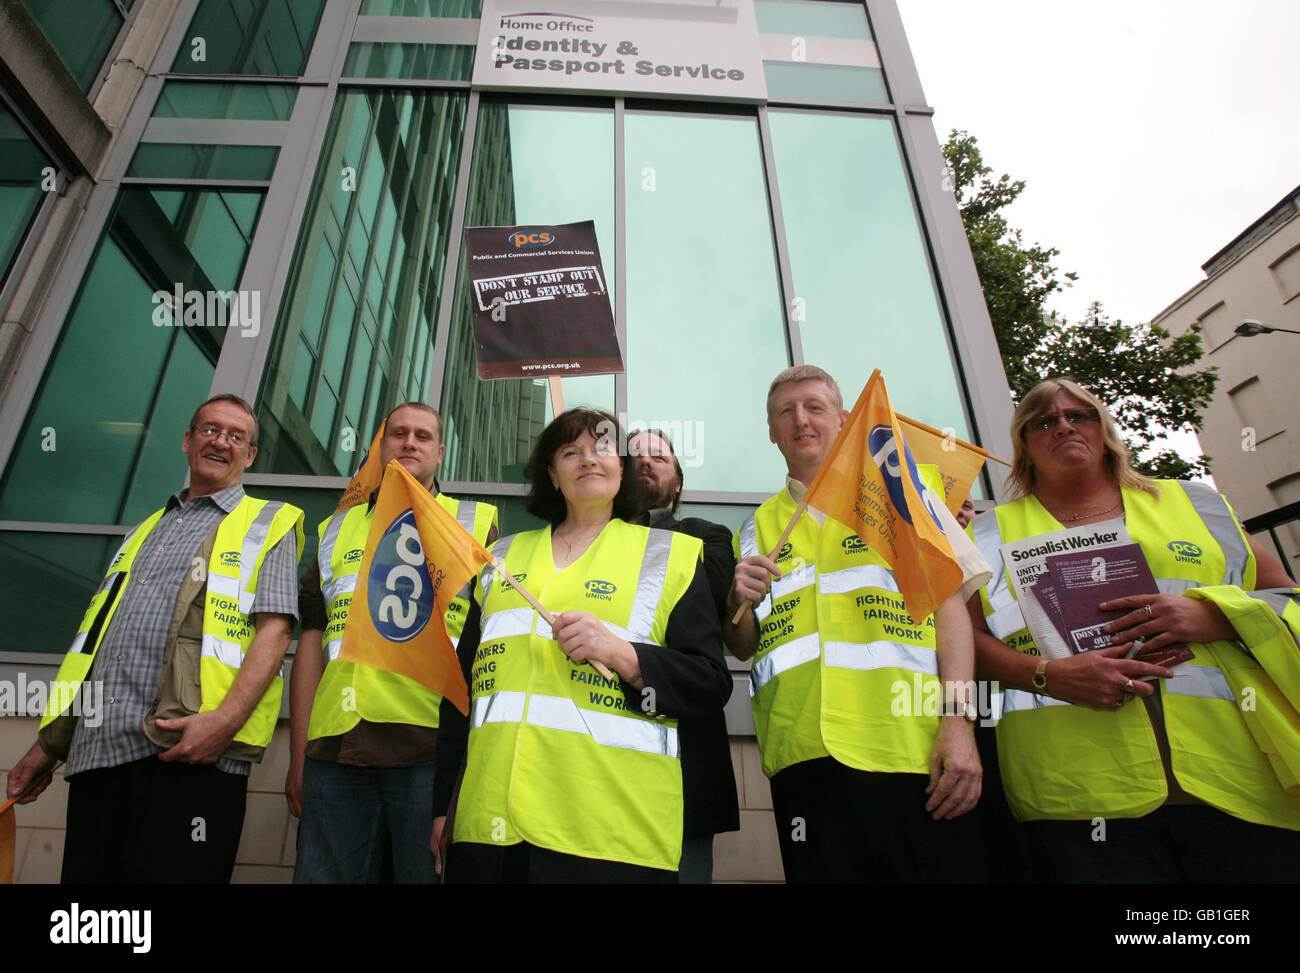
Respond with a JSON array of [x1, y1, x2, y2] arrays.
[[5, 394, 302, 883]]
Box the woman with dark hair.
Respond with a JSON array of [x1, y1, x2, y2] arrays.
[[432, 408, 731, 882], [967, 377, 1300, 881]]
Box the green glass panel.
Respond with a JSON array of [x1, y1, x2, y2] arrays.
[[289, 338, 314, 410], [754, 0, 872, 40], [257, 90, 469, 476], [439, 102, 616, 485], [359, 0, 480, 14], [0, 532, 119, 655], [768, 110, 971, 442], [21, 0, 122, 91], [153, 81, 297, 120], [150, 189, 185, 223], [184, 193, 263, 292], [343, 43, 475, 81], [0, 103, 51, 286], [763, 61, 887, 104], [119, 333, 217, 523], [172, 0, 326, 76], [0, 188, 263, 524], [127, 143, 280, 180], [624, 111, 788, 494], [225, 191, 263, 237]]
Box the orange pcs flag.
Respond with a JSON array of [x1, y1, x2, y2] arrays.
[[339, 461, 491, 716], [333, 420, 387, 514], [895, 413, 990, 517], [804, 370, 963, 624]]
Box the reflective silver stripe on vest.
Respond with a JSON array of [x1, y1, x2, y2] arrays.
[[625, 530, 673, 644], [737, 517, 774, 622], [237, 502, 285, 613], [1165, 664, 1235, 703], [480, 533, 517, 603], [318, 510, 347, 603], [471, 690, 527, 727], [68, 631, 88, 655], [525, 693, 678, 757], [770, 563, 815, 603], [749, 632, 820, 697], [1249, 588, 1300, 616], [1157, 577, 1198, 596], [971, 512, 1014, 613], [818, 563, 899, 596], [823, 640, 938, 676], [207, 571, 240, 602], [480, 606, 534, 642], [1181, 481, 1249, 586], [1002, 687, 1071, 714], [201, 633, 243, 668], [454, 500, 477, 533]]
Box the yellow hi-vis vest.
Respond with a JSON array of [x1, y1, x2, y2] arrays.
[[972, 480, 1300, 829], [454, 519, 699, 872], [310, 494, 498, 740], [736, 479, 944, 780], [41, 496, 304, 751]]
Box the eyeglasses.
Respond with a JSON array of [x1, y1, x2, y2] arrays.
[[1025, 408, 1101, 433], [193, 424, 253, 447]]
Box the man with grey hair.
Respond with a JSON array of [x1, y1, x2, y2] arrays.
[[6, 394, 303, 883], [726, 365, 990, 882]]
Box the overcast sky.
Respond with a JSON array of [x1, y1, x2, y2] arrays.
[[896, 0, 1300, 327]]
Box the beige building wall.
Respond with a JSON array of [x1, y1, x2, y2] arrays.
[[1153, 187, 1300, 572]]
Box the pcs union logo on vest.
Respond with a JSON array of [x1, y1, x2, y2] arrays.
[[343, 548, 363, 564], [585, 579, 616, 601], [777, 543, 793, 563], [1168, 540, 1203, 564], [366, 509, 434, 641], [841, 534, 867, 554], [219, 551, 240, 567]]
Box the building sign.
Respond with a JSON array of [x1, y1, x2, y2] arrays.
[[473, 0, 767, 102], [464, 220, 622, 379]]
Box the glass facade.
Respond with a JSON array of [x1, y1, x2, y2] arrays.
[[0, 100, 51, 289], [0, 0, 996, 659], [21, 0, 124, 93], [172, 0, 326, 76]]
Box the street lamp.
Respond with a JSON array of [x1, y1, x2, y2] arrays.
[[1235, 319, 1300, 337]]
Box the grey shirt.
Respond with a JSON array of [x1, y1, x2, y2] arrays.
[[66, 484, 299, 777]]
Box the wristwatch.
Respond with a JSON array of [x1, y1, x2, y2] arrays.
[[1031, 657, 1049, 691], [940, 701, 978, 723]]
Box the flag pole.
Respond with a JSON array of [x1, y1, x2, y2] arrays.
[[487, 553, 617, 682], [728, 499, 809, 626]]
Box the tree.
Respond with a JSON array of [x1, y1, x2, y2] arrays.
[[942, 130, 1217, 479]]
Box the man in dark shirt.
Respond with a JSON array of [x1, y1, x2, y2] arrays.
[[628, 428, 739, 883]]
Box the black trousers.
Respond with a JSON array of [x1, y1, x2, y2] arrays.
[[62, 756, 248, 883], [770, 757, 987, 883], [1023, 804, 1300, 883]]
